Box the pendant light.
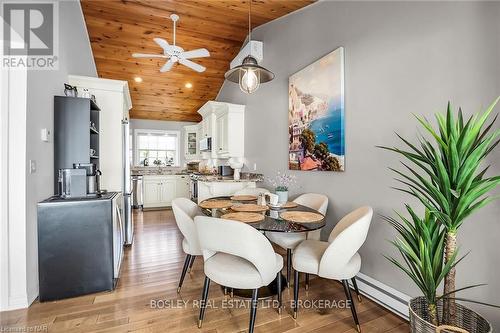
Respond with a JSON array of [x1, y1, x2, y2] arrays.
[[224, 0, 274, 94]]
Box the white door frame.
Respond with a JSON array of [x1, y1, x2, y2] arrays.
[[0, 55, 9, 311], [0, 47, 29, 310]]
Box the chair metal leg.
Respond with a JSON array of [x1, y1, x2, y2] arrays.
[[277, 272, 282, 314], [249, 288, 259, 333], [177, 254, 191, 293], [351, 277, 362, 302], [188, 255, 196, 273], [198, 276, 211, 328], [305, 273, 310, 290], [342, 279, 361, 332], [286, 249, 292, 288], [293, 270, 300, 319]]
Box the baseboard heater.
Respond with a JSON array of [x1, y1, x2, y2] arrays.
[[350, 273, 411, 320]]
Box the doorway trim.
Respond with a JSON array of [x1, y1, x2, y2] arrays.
[[0, 50, 29, 311]]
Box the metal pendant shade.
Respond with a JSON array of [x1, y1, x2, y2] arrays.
[[224, 1, 274, 94], [224, 56, 274, 93]]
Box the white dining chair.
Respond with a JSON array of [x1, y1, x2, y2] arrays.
[[172, 198, 203, 293], [233, 187, 271, 196], [266, 193, 328, 287], [194, 216, 284, 333], [291, 206, 373, 332]]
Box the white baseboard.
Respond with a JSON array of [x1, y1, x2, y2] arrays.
[[3, 288, 37, 311], [352, 272, 411, 320], [6, 294, 29, 311], [27, 285, 38, 307]]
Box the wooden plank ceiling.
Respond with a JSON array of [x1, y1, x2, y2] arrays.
[[81, 0, 314, 122]]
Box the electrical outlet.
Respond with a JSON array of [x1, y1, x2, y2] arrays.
[[29, 160, 37, 174]]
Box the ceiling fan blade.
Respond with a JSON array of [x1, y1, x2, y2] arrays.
[[153, 38, 172, 53], [132, 53, 167, 58], [180, 48, 210, 59], [160, 59, 175, 72], [179, 58, 206, 73]]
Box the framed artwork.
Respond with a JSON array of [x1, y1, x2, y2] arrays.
[[288, 47, 345, 171]]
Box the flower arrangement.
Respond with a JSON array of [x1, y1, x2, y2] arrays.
[[267, 171, 297, 192]]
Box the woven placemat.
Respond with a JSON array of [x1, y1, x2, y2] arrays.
[[221, 212, 265, 223], [280, 211, 324, 223], [231, 204, 270, 213], [230, 195, 257, 201], [199, 199, 233, 209]]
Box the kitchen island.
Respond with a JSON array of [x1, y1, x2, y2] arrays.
[[197, 173, 264, 203]]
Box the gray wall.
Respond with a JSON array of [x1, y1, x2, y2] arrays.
[[25, 0, 97, 300], [130, 119, 197, 167], [217, 1, 500, 326]]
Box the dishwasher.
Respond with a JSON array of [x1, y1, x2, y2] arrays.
[[131, 175, 143, 209]]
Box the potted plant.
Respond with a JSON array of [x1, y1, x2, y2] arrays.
[[380, 98, 499, 331], [267, 171, 297, 203]]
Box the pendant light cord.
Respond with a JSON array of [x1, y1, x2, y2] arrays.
[[248, 0, 252, 56]]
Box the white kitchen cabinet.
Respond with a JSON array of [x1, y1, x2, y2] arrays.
[[184, 125, 199, 160], [198, 101, 245, 159], [143, 175, 190, 208], [159, 179, 176, 205], [216, 113, 228, 155], [143, 177, 163, 208]]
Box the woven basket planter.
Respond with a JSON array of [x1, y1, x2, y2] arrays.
[[409, 297, 491, 333]]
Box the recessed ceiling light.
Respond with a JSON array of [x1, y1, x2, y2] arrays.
[[134, 77, 143, 83], [185, 82, 193, 89]]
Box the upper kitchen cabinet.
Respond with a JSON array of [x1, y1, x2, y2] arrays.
[[183, 124, 200, 161], [68, 76, 132, 192], [199, 113, 214, 139], [197, 101, 245, 159]]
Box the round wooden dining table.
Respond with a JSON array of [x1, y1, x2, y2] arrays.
[[198, 196, 326, 299]]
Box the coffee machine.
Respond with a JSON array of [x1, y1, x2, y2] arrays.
[[73, 163, 101, 194], [58, 168, 87, 198]]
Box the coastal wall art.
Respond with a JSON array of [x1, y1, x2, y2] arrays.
[[288, 47, 345, 171]]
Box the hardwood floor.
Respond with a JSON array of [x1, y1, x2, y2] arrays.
[[0, 209, 407, 332]]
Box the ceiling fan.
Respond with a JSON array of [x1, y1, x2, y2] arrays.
[[132, 14, 210, 73]]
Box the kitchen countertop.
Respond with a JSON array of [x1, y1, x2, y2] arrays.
[[132, 168, 264, 182], [197, 173, 264, 182], [131, 167, 189, 176]]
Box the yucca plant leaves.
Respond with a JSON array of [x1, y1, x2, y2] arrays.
[[442, 298, 500, 309], [380, 99, 500, 230], [380, 99, 500, 318], [383, 208, 451, 304], [437, 284, 487, 300]]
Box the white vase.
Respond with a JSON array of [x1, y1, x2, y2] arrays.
[[276, 190, 288, 204]]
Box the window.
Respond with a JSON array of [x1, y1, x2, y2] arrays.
[[134, 130, 180, 167]]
